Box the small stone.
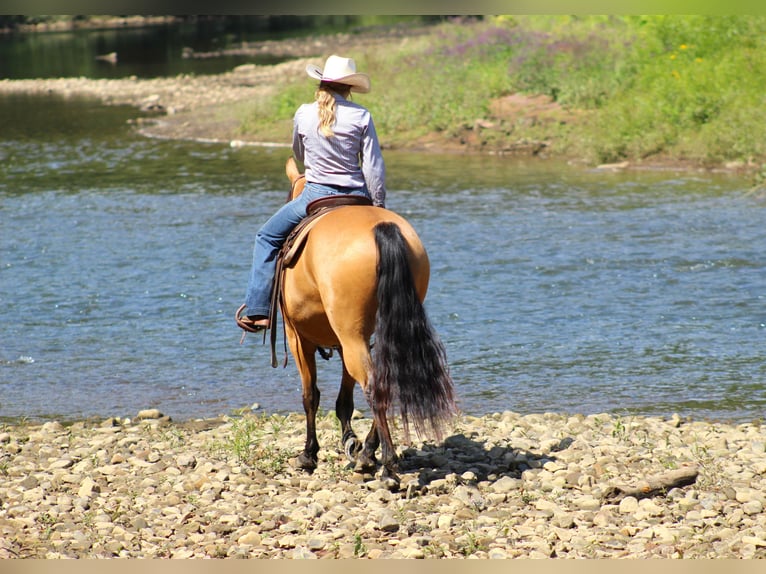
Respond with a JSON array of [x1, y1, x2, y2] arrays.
[[136, 408, 163, 420], [742, 536, 766, 547], [278, 521, 301, 534], [337, 543, 357, 558], [259, 520, 277, 532], [619, 496, 639, 514], [41, 421, 64, 434], [461, 471, 477, 483], [177, 453, 196, 468], [574, 495, 601, 511], [19, 476, 39, 489], [238, 531, 262, 546], [400, 547, 425, 558], [552, 512, 575, 529], [535, 499, 559, 513], [638, 498, 664, 516], [593, 510, 613, 527], [437, 513, 454, 529], [491, 475, 521, 493], [454, 507, 476, 520], [219, 514, 243, 527], [132, 517, 149, 530], [290, 546, 317, 559], [378, 512, 399, 533], [78, 477, 100, 499], [453, 485, 485, 509]]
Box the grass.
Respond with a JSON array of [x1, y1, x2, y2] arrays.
[[238, 15, 766, 172], [208, 412, 292, 474]]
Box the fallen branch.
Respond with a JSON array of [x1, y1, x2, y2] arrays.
[[601, 465, 699, 502]]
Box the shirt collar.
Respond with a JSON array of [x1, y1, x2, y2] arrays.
[[332, 92, 349, 103]]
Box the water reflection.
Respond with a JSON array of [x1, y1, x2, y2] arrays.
[[0, 17, 420, 80]]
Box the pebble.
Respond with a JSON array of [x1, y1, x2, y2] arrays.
[[1, 409, 765, 558]]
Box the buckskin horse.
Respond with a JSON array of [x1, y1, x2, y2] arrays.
[[254, 157, 457, 482]]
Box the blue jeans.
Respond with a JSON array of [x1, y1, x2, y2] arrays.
[[244, 182, 371, 317]]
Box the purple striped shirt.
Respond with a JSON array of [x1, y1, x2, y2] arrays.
[[292, 93, 386, 208]]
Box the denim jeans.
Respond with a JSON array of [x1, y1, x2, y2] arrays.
[[244, 182, 371, 317]]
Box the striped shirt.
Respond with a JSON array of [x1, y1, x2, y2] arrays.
[[292, 93, 386, 208]]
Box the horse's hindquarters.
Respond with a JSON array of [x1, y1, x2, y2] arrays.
[[283, 207, 428, 343]]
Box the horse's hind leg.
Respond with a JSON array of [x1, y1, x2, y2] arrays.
[[359, 412, 398, 482], [336, 360, 362, 463], [336, 340, 379, 473], [359, 418, 380, 472], [374, 411, 400, 481]]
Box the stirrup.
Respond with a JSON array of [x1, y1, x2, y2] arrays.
[[235, 304, 269, 333]]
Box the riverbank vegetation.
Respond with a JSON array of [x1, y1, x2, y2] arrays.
[[6, 15, 766, 174], [242, 15, 766, 171]]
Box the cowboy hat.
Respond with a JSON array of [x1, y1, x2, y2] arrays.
[[306, 55, 371, 93]]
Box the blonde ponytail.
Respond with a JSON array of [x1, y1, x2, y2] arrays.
[[315, 82, 351, 138]]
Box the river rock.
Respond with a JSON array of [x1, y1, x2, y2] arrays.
[[0, 410, 764, 558]]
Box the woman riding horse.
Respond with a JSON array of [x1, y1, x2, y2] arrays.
[[237, 55, 385, 333], [237, 56, 457, 481]]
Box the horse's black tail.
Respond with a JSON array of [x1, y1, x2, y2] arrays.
[[371, 222, 457, 439]]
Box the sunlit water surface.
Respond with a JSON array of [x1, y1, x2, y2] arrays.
[[2, 94, 765, 424]]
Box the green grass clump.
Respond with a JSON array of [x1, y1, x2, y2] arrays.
[[209, 413, 292, 474]]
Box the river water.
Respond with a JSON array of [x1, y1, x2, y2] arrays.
[[2, 92, 765, 424], [2, 84, 766, 424]]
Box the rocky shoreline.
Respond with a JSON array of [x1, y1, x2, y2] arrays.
[[1, 408, 765, 558]]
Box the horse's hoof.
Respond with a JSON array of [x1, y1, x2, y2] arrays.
[[295, 452, 317, 472], [344, 436, 362, 462], [380, 467, 400, 491], [354, 459, 377, 475]]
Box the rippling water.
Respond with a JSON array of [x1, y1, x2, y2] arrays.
[[2, 94, 765, 423]]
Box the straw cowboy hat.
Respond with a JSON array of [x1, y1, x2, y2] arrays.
[[306, 55, 371, 93]]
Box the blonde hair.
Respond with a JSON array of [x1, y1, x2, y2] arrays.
[[316, 82, 351, 138]]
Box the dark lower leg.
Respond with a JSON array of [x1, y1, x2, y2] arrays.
[[356, 419, 380, 472], [336, 367, 360, 461], [298, 384, 320, 470], [375, 412, 399, 480]]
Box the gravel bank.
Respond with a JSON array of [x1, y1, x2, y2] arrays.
[[0, 58, 312, 146], [1, 409, 765, 559]]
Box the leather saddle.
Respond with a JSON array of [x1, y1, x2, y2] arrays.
[[267, 194, 373, 367]]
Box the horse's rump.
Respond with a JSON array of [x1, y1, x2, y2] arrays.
[[282, 205, 429, 347]]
